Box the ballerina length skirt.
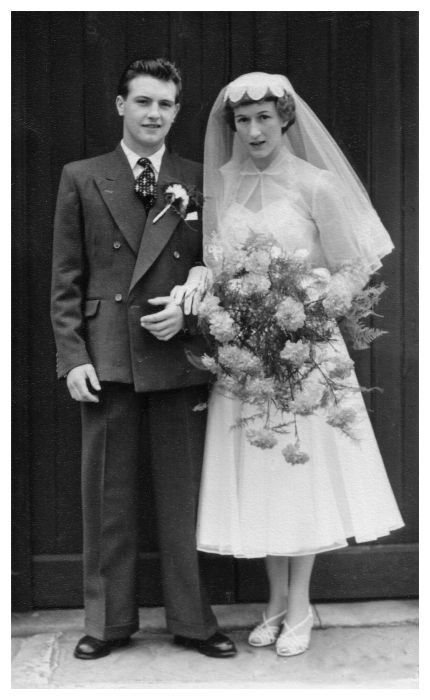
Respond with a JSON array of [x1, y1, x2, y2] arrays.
[[196, 371, 404, 559]]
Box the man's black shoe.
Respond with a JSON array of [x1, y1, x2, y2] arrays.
[[173, 631, 237, 658], [73, 634, 131, 660]]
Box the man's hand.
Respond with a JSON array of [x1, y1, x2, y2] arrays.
[[66, 364, 101, 403], [140, 297, 185, 341]]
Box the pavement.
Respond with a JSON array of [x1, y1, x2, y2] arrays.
[[11, 599, 419, 689]]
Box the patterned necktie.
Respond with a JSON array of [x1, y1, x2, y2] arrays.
[[134, 157, 157, 213]]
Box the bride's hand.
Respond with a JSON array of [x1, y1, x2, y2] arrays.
[[170, 284, 205, 315], [170, 266, 212, 315]]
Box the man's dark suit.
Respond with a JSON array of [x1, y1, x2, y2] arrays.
[[51, 144, 217, 641]]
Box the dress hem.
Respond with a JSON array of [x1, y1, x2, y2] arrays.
[[196, 521, 404, 559], [197, 542, 347, 559]]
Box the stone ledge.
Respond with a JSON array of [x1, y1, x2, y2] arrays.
[[12, 627, 419, 689], [12, 599, 418, 638]]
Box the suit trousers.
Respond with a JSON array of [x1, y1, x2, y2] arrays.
[[80, 382, 218, 641]]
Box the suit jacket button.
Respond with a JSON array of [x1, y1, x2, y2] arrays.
[[114, 293, 123, 302], [113, 241, 122, 250], [173, 250, 181, 259]]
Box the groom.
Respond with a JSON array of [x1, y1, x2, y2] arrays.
[[51, 58, 236, 660]]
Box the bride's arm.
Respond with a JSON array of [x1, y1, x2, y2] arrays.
[[312, 170, 391, 290]]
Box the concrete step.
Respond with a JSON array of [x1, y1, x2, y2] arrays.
[[12, 599, 418, 637], [11, 625, 419, 689]]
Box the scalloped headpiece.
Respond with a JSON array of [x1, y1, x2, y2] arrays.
[[223, 72, 295, 104]]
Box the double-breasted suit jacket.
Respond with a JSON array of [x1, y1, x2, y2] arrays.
[[51, 144, 209, 392], [50, 144, 217, 642]]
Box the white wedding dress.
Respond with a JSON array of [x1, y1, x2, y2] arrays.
[[196, 152, 404, 558]]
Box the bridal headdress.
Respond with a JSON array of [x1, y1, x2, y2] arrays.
[[223, 72, 295, 103]]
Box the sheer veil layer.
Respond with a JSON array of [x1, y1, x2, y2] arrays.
[[203, 72, 394, 274]]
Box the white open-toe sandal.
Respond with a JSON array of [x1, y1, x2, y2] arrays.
[[276, 607, 313, 657], [248, 609, 287, 647]]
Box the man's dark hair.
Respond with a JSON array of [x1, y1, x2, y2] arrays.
[[117, 58, 182, 102]]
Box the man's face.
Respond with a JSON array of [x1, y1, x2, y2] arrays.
[[116, 75, 180, 155]]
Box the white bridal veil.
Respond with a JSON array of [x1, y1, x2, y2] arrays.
[[203, 72, 394, 274]]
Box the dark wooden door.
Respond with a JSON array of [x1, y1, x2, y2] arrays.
[[12, 11, 418, 610]]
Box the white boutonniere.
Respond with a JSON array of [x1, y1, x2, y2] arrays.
[[153, 183, 190, 224]]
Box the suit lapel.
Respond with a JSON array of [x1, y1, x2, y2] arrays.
[[95, 145, 146, 255], [128, 151, 184, 293]]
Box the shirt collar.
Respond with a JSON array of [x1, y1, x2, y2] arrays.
[[120, 140, 166, 176]]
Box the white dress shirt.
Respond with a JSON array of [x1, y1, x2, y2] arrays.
[[120, 140, 166, 181]]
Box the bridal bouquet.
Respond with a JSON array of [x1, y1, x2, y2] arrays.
[[195, 232, 387, 465]]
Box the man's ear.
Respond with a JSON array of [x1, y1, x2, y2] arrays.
[[173, 102, 180, 121], [116, 95, 124, 117]]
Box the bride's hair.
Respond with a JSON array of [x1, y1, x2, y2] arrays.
[[223, 92, 296, 133]]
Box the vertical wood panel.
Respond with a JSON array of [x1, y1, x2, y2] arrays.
[[12, 12, 33, 609], [170, 12, 204, 160], [230, 12, 255, 78], [331, 12, 371, 183], [126, 11, 170, 61], [83, 11, 126, 157], [25, 12, 58, 555], [201, 12, 230, 123], [400, 13, 419, 539], [369, 13, 404, 510], [49, 12, 87, 553], [286, 12, 332, 126], [50, 13, 86, 168], [254, 12, 288, 74]]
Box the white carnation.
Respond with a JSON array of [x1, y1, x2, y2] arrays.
[[270, 245, 283, 259], [218, 346, 262, 375], [290, 376, 325, 415], [198, 292, 221, 320], [282, 442, 309, 465], [244, 250, 271, 274], [244, 376, 275, 399], [201, 354, 218, 373], [209, 310, 237, 342], [322, 275, 354, 316], [166, 184, 190, 209], [241, 273, 271, 295], [280, 340, 310, 367], [275, 297, 306, 331], [227, 278, 243, 293], [327, 357, 355, 380], [246, 427, 278, 449]]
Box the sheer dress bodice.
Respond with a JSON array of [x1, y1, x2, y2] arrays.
[[215, 149, 392, 275], [220, 200, 326, 269]]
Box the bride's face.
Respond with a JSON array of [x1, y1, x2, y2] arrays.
[[233, 100, 287, 168]]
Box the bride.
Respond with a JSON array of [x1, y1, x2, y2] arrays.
[[173, 72, 404, 657]]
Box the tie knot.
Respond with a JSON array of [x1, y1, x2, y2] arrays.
[[138, 157, 152, 168]]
